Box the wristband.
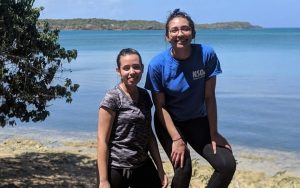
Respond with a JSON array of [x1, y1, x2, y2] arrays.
[[172, 137, 182, 142]]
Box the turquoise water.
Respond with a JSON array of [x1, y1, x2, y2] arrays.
[[4, 29, 300, 152]]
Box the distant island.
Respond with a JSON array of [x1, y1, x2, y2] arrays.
[[38, 18, 262, 30]]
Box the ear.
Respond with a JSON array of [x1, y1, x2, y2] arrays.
[[141, 64, 144, 72], [165, 34, 171, 42], [116, 68, 121, 76], [192, 30, 196, 39]]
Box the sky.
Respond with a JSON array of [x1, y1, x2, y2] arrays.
[[33, 0, 300, 28]]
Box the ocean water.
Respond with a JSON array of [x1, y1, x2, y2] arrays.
[[2, 29, 300, 153]]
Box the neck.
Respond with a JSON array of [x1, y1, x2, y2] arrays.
[[171, 45, 192, 60], [119, 83, 138, 98]]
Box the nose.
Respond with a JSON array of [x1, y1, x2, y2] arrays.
[[177, 29, 184, 36], [129, 67, 135, 74]]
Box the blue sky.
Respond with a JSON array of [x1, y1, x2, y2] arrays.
[[34, 0, 300, 28]]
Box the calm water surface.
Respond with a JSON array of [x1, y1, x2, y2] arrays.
[[3, 29, 300, 152]]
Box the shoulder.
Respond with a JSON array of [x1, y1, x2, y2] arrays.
[[138, 87, 150, 98], [198, 44, 217, 57], [100, 86, 122, 110], [101, 86, 121, 105], [194, 44, 215, 54], [193, 44, 218, 63], [138, 87, 153, 106], [104, 87, 120, 98], [148, 48, 170, 68]]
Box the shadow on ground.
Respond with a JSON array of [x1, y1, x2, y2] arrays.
[[0, 152, 97, 188]]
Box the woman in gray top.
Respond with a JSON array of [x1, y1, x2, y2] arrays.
[[97, 48, 168, 188]]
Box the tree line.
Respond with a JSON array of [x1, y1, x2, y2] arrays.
[[38, 18, 261, 30]]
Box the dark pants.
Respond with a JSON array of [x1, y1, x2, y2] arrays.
[[154, 114, 236, 188], [98, 157, 161, 188]]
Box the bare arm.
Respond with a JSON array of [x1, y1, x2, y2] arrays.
[[148, 130, 168, 188], [97, 107, 115, 188], [152, 92, 187, 168], [205, 77, 218, 137], [205, 76, 231, 154]]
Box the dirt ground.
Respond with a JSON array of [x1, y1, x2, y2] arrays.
[[1, 137, 300, 188]]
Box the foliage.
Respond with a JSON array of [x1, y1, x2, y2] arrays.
[[0, 0, 79, 127], [37, 18, 261, 31], [38, 18, 164, 30]]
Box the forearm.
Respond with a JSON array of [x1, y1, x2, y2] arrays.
[[205, 92, 232, 150], [205, 77, 219, 136], [97, 107, 115, 186], [157, 107, 181, 140], [205, 94, 218, 136], [97, 141, 109, 183], [148, 133, 164, 171], [153, 92, 181, 140]]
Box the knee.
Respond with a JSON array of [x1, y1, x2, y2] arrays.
[[225, 157, 236, 175], [172, 156, 192, 188], [219, 153, 236, 177], [204, 145, 236, 175], [174, 154, 192, 178]]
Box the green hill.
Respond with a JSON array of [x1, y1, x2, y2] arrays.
[[38, 18, 262, 30]]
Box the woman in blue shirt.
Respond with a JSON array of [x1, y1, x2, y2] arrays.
[[145, 9, 236, 188]]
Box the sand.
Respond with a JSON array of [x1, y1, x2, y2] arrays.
[[0, 130, 300, 188]]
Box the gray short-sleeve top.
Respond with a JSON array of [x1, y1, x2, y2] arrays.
[[100, 86, 153, 168]]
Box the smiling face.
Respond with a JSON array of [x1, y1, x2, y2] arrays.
[[117, 54, 143, 87], [166, 17, 193, 49]]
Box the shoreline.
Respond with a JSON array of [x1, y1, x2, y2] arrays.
[[1, 129, 300, 187]]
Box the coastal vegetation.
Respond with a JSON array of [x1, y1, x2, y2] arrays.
[[38, 18, 262, 30], [0, 0, 79, 127]]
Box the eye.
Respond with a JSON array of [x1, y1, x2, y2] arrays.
[[121, 64, 141, 71], [169, 28, 179, 34], [132, 64, 142, 70], [169, 26, 191, 34], [181, 26, 191, 32], [122, 65, 130, 71]]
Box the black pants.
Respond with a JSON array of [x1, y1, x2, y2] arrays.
[[99, 157, 161, 188], [154, 114, 236, 188]]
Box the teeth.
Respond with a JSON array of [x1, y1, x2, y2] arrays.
[[177, 39, 187, 43]]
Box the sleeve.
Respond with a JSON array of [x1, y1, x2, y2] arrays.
[[204, 46, 222, 79], [144, 89, 153, 109], [144, 59, 163, 93], [99, 89, 120, 111], [141, 88, 153, 125]]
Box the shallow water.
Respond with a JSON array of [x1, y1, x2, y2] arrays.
[[2, 28, 300, 153]]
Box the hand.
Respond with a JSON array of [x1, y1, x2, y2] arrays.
[[158, 169, 168, 188], [99, 180, 110, 188], [211, 132, 232, 154], [171, 138, 188, 168]]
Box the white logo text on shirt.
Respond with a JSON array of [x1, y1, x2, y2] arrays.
[[192, 69, 205, 80]]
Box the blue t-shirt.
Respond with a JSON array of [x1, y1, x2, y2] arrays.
[[145, 44, 222, 121]]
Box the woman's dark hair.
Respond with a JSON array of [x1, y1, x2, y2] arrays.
[[116, 48, 143, 68], [165, 9, 196, 38]]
